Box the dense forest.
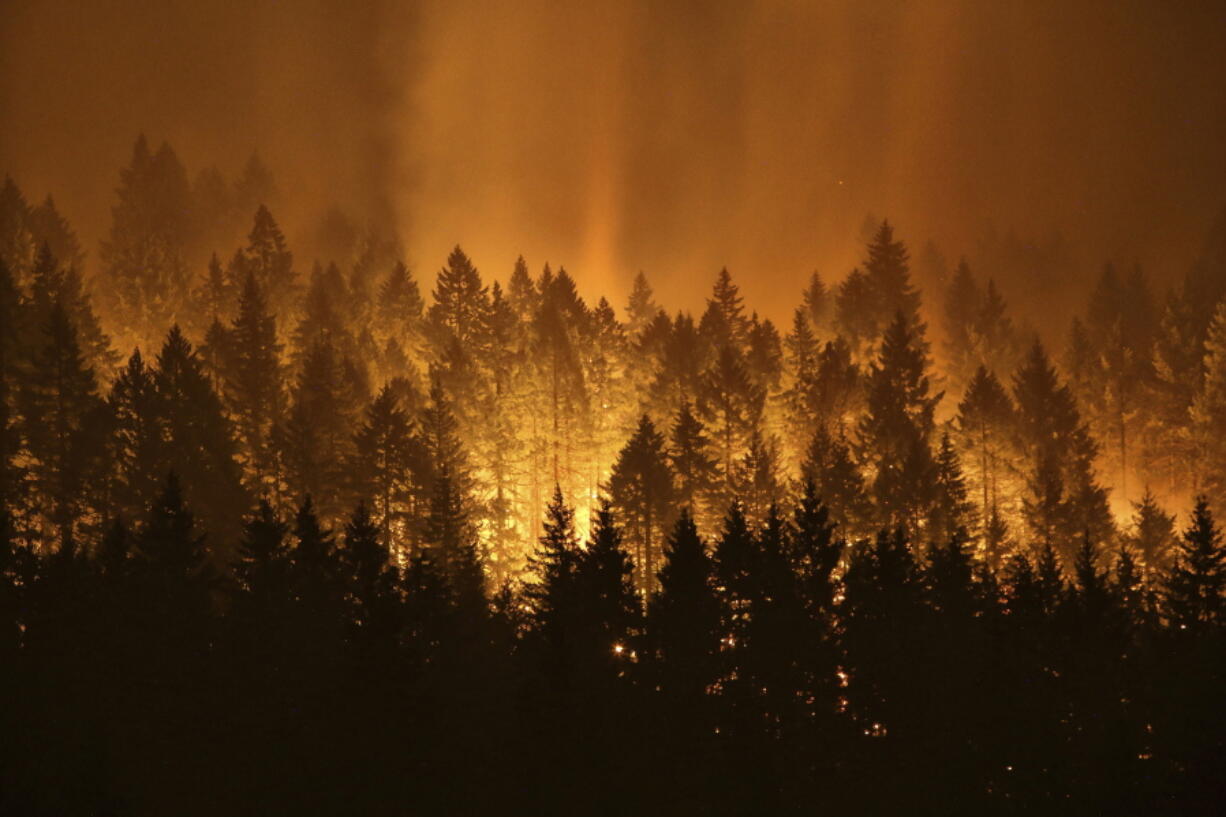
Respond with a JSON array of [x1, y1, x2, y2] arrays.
[[1, 139, 1224, 814]]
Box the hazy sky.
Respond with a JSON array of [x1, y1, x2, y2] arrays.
[[3, 0, 1225, 317]]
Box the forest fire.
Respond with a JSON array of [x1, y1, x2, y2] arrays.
[[2, 1, 1225, 815]]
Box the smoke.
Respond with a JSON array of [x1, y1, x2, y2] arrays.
[[3, 0, 1225, 319]]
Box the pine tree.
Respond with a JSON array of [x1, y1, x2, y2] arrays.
[[28, 243, 115, 376], [834, 268, 876, 356], [863, 220, 921, 333], [1013, 340, 1113, 556], [424, 464, 485, 609], [1191, 301, 1226, 506], [625, 270, 662, 340], [0, 176, 34, 281], [427, 245, 490, 355], [857, 312, 939, 530], [17, 302, 107, 544], [338, 502, 399, 636], [927, 432, 976, 549], [98, 136, 193, 340], [376, 261, 425, 363], [221, 274, 284, 502], [954, 366, 1015, 538], [942, 259, 982, 389], [650, 509, 722, 699], [799, 426, 873, 541], [0, 261, 26, 531], [608, 414, 674, 597], [351, 385, 420, 560], [701, 268, 751, 349], [801, 270, 831, 334], [1165, 497, 1226, 630], [153, 326, 247, 560], [524, 486, 582, 649], [242, 205, 297, 317], [293, 262, 352, 364], [133, 472, 214, 628], [731, 427, 783, 529], [1126, 488, 1177, 576], [233, 499, 290, 618], [108, 348, 165, 522], [668, 400, 718, 532], [280, 339, 354, 525], [575, 502, 639, 666], [699, 343, 764, 509]]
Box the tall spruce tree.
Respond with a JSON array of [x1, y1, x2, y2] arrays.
[[608, 414, 674, 597]]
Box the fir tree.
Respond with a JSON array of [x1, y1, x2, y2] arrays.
[[351, 384, 420, 559], [221, 274, 284, 502], [1126, 488, 1177, 576], [799, 426, 873, 541], [17, 302, 107, 544], [625, 270, 662, 340], [857, 312, 939, 530], [242, 205, 297, 317], [650, 509, 722, 701], [153, 326, 247, 559], [954, 365, 1015, 537], [427, 245, 491, 355], [1165, 497, 1226, 630], [608, 414, 674, 597], [668, 400, 718, 531], [927, 432, 976, 549]]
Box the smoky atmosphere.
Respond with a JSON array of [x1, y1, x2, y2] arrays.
[[1, 1, 1225, 815]]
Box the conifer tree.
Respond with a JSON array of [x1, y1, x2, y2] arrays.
[[233, 499, 290, 601], [926, 432, 976, 548], [857, 312, 939, 530], [427, 245, 491, 355], [525, 486, 582, 652], [132, 472, 214, 634], [1191, 301, 1226, 506], [1126, 488, 1176, 576], [799, 426, 873, 541], [338, 502, 399, 638], [0, 261, 26, 530], [575, 502, 639, 666], [835, 268, 876, 356], [668, 400, 718, 531], [1012, 340, 1113, 555], [863, 220, 921, 334], [28, 244, 115, 376], [608, 414, 674, 597], [17, 302, 107, 544], [650, 509, 721, 701], [1165, 497, 1226, 630], [280, 339, 354, 524], [351, 384, 420, 559], [153, 326, 247, 557], [625, 270, 662, 341], [108, 348, 165, 522], [801, 270, 831, 334], [98, 136, 193, 338], [376, 261, 425, 362], [0, 176, 34, 280], [241, 205, 297, 317], [700, 268, 751, 349], [942, 259, 982, 388], [954, 365, 1015, 536], [424, 464, 485, 609], [221, 274, 284, 502], [700, 343, 764, 509]]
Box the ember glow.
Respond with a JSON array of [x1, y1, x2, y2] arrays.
[[1, 2, 1224, 814]]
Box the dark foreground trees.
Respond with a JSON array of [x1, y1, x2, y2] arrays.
[[1, 473, 1222, 817]]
